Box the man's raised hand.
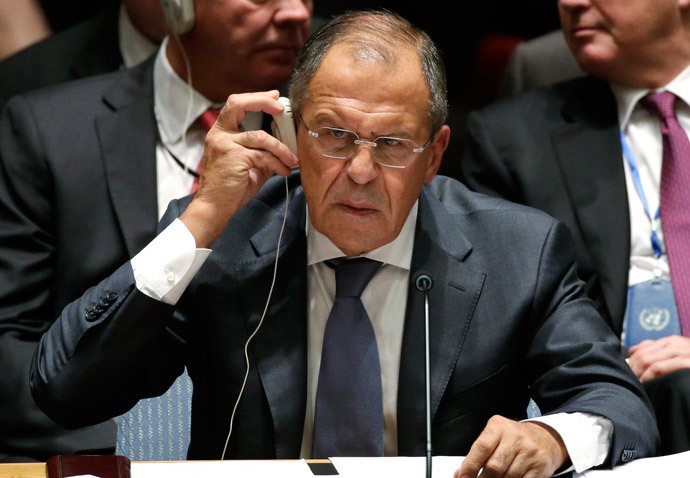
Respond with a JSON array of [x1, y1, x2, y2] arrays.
[[180, 90, 298, 248]]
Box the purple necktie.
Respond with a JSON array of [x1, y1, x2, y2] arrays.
[[312, 258, 384, 458], [641, 91, 690, 336]]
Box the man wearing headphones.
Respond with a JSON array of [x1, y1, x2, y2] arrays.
[[0, 0, 312, 462]]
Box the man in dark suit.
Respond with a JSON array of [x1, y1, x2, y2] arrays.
[[461, 0, 690, 455], [0, 0, 167, 112], [31, 11, 657, 477], [0, 0, 312, 462]]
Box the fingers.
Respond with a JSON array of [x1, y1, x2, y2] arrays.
[[629, 335, 690, 380], [180, 91, 297, 248], [638, 356, 690, 382], [197, 128, 294, 207], [455, 416, 567, 478], [456, 416, 502, 478], [205, 91, 298, 175], [215, 90, 283, 132], [233, 129, 297, 174]]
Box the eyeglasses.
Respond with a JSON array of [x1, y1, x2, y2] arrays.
[[298, 115, 434, 169]]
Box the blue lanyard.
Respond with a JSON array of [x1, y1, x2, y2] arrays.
[[620, 130, 663, 258]]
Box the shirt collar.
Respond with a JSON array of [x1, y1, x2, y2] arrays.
[[611, 63, 690, 130], [307, 201, 418, 271], [118, 4, 157, 68], [153, 37, 219, 145]]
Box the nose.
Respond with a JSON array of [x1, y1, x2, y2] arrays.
[[345, 145, 379, 185], [274, 0, 312, 25], [558, 0, 590, 10]]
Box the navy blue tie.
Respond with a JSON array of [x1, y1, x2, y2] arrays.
[[312, 258, 384, 458]]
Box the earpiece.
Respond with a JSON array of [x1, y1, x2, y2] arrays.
[[160, 0, 195, 35], [271, 97, 298, 156]]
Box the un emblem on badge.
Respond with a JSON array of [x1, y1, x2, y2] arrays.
[[638, 307, 671, 331]]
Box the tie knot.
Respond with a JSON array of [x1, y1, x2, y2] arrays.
[[327, 258, 382, 298], [198, 108, 220, 132], [641, 91, 678, 120]]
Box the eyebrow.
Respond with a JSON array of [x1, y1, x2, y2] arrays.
[[310, 115, 416, 140]]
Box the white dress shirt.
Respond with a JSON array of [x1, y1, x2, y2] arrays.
[[611, 64, 690, 288], [151, 37, 262, 218], [131, 201, 612, 471], [300, 203, 417, 457]]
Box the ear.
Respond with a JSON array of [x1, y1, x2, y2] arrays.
[[424, 125, 450, 183]]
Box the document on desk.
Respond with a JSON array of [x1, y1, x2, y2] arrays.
[[573, 450, 690, 477], [131, 460, 313, 478], [329, 456, 464, 477], [130, 457, 464, 477]]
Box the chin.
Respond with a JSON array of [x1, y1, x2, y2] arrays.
[[335, 228, 396, 256], [571, 42, 618, 75]]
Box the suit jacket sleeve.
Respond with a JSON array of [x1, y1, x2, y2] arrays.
[[523, 220, 658, 467], [30, 202, 188, 429], [0, 96, 72, 449]]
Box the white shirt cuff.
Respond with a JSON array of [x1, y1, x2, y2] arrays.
[[525, 412, 613, 473], [130, 218, 212, 305]]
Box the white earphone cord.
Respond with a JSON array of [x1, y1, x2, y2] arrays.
[[170, 29, 289, 459], [221, 176, 290, 460]]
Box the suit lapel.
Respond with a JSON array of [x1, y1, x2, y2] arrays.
[[239, 189, 308, 458], [96, 58, 159, 257], [551, 78, 630, 332], [397, 189, 486, 455]]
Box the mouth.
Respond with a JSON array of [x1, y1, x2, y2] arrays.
[[336, 201, 378, 216], [570, 24, 602, 38]]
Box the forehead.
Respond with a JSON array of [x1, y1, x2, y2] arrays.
[[303, 42, 431, 133]]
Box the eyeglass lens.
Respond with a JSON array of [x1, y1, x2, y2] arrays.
[[313, 127, 420, 167]]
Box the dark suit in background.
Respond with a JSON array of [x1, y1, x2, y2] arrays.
[[31, 174, 658, 464], [0, 7, 121, 112], [0, 58, 157, 461], [462, 77, 624, 332], [461, 75, 690, 454]]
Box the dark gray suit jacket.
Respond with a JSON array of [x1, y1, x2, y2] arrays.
[[461, 76, 629, 335], [0, 57, 158, 460], [31, 174, 657, 465]]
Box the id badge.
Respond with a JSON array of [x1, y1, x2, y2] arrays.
[[625, 279, 681, 347]]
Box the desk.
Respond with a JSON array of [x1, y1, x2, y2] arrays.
[[2, 453, 689, 478], [0, 462, 44, 478]]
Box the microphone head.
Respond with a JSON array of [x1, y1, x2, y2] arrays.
[[413, 271, 434, 291]]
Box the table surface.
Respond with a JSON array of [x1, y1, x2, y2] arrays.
[[0, 462, 44, 478], [0, 459, 335, 478]]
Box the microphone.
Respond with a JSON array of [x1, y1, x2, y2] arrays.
[[414, 273, 433, 293], [413, 271, 433, 478]]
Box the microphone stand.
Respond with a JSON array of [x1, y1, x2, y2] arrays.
[[415, 273, 433, 478]]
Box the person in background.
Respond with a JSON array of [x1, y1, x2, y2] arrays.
[[0, 0, 312, 462], [462, 0, 690, 455], [0, 0, 167, 111]]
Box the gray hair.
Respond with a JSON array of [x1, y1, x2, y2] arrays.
[[289, 10, 448, 133]]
